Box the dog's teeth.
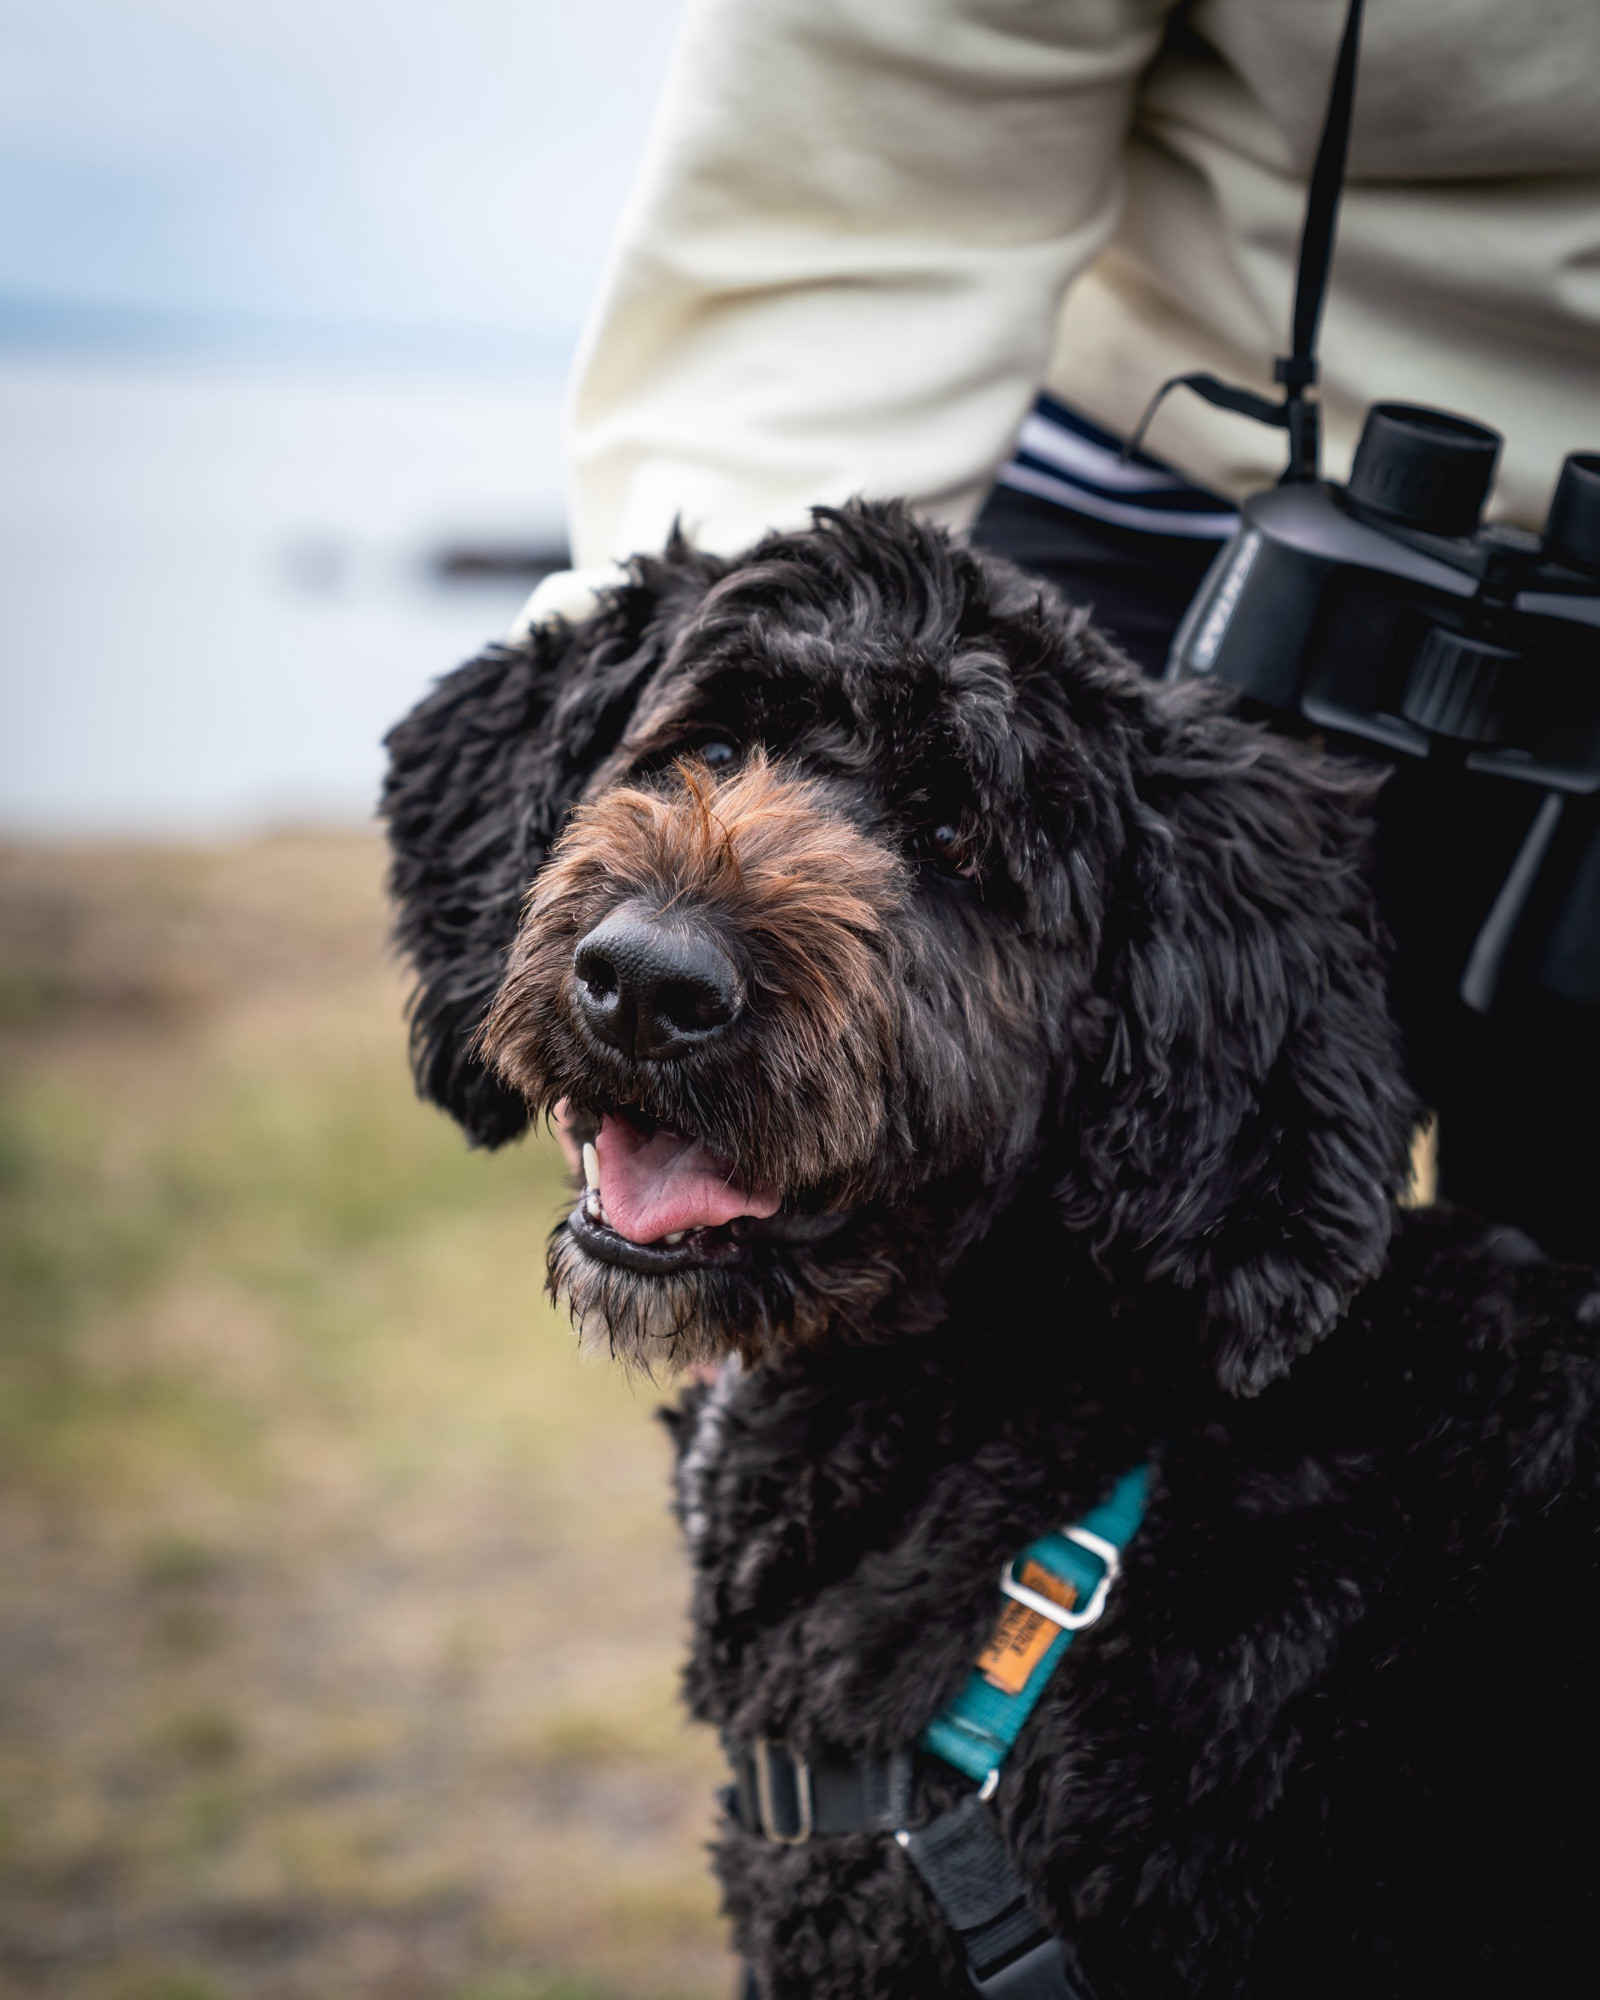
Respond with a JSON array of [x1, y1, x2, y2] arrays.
[[663, 1231, 687, 1245], [582, 1142, 600, 1191]]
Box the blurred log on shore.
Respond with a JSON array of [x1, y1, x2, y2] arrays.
[[430, 542, 570, 585]]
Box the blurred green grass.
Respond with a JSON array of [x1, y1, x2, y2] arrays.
[[0, 834, 730, 2000]]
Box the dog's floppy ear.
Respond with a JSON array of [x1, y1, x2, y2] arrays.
[[1057, 687, 1418, 1395], [381, 542, 722, 1145]]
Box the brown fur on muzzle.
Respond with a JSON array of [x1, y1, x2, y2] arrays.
[[479, 754, 910, 1201]]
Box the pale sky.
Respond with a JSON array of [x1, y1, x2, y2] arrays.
[[0, 0, 686, 348]]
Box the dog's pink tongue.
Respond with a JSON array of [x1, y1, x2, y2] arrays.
[[595, 1115, 780, 1244]]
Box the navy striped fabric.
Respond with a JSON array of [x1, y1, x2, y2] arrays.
[[996, 394, 1239, 542]]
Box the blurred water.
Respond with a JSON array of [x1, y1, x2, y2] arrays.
[[0, 349, 570, 834]]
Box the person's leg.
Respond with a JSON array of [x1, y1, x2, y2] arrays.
[[970, 394, 1236, 672], [970, 487, 1217, 675], [1375, 765, 1599, 1260]]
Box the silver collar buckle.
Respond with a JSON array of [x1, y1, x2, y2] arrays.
[[998, 1525, 1122, 1632]]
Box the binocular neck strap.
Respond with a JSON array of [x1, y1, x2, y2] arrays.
[[1125, 0, 1366, 483]]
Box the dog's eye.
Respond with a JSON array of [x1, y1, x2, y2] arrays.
[[920, 821, 981, 879], [699, 741, 737, 771]]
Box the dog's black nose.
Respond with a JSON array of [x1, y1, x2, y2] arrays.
[[573, 906, 744, 1060]]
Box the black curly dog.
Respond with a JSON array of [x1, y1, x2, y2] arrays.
[[384, 505, 1600, 1999]]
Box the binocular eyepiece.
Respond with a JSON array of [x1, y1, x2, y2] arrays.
[[1546, 451, 1600, 578], [1346, 402, 1600, 575]]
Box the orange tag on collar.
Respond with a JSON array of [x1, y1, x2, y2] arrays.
[[975, 1560, 1078, 1695]]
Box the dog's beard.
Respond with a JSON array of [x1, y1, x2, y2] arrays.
[[547, 1222, 797, 1369], [547, 1192, 975, 1367]]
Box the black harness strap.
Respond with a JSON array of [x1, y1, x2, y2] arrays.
[[897, 1797, 1095, 1999], [727, 1739, 913, 1842], [728, 1745, 1095, 1999]]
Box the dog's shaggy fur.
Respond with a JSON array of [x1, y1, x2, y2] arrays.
[[384, 505, 1600, 1997]]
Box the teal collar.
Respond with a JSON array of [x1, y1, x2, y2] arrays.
[[922, 1464, 1152, 1795]]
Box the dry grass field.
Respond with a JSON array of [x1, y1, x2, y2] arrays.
[[0, 833, 731, 2000]]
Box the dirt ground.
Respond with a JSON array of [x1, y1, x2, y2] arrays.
[[0, 833, 733, 2000]]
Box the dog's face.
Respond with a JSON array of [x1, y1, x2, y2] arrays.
[[386, 507, 1416, 1392], [477, 573, 1124, 1365]]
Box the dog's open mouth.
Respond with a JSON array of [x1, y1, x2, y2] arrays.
[[570, 1110, 778, 1276], [567, 1110, 850, 1275]]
